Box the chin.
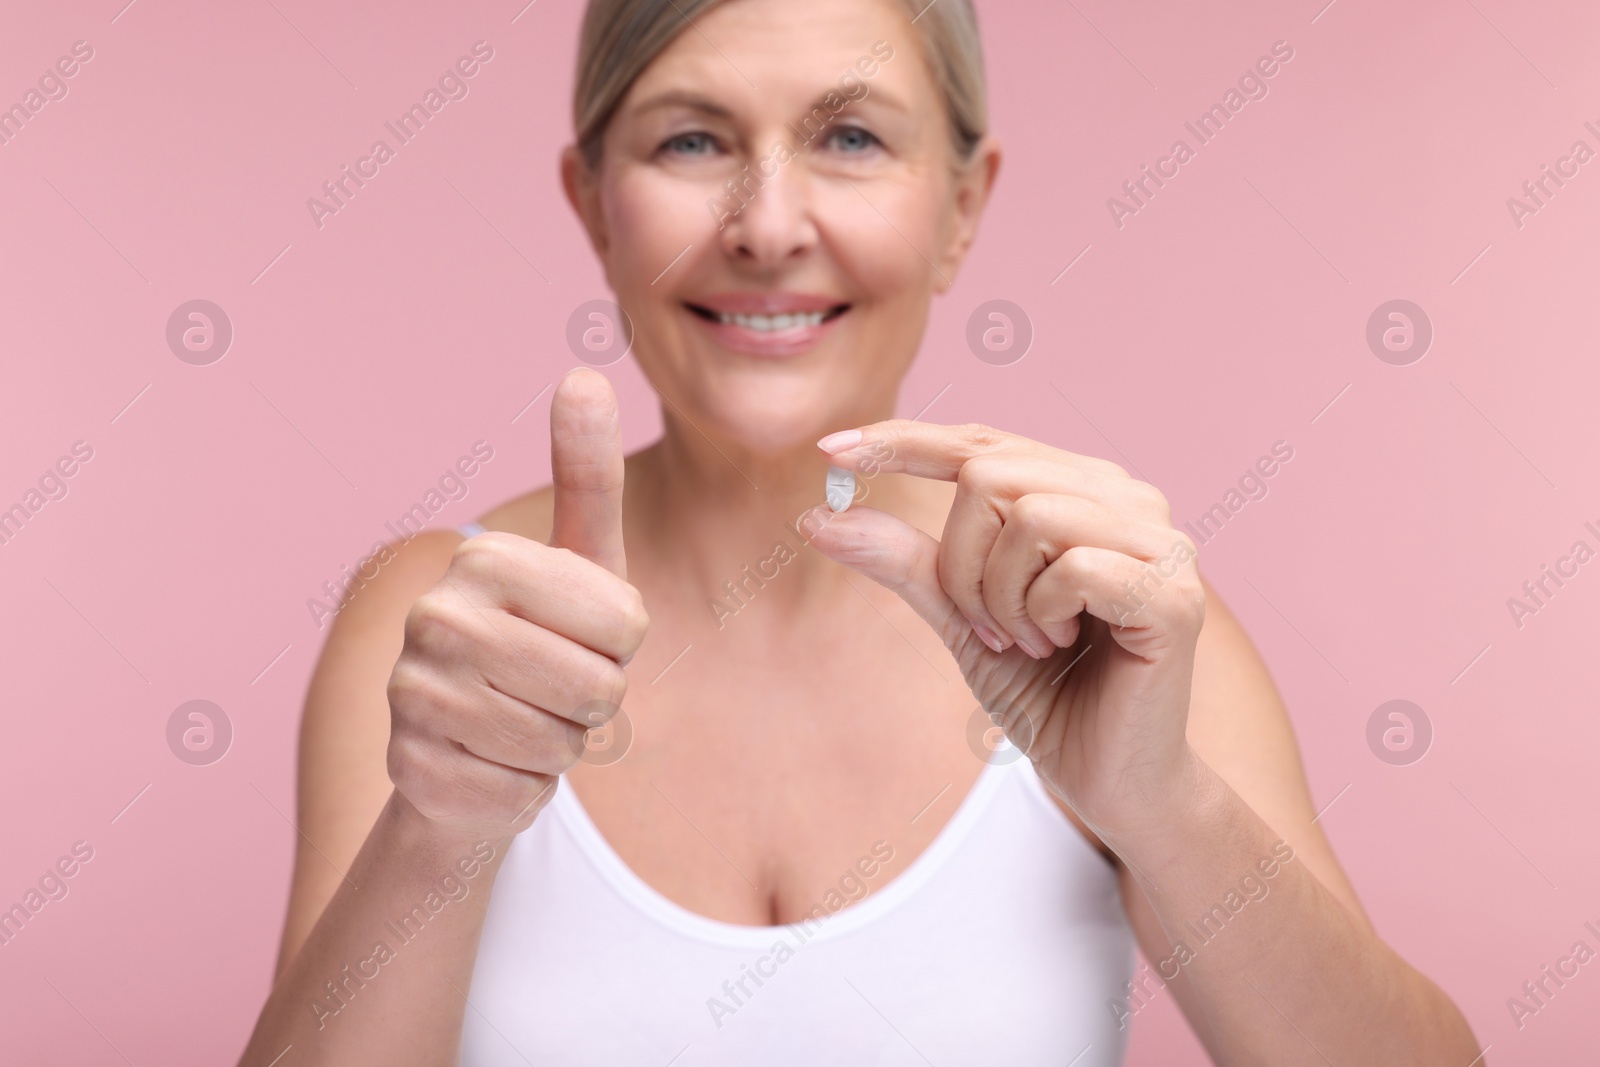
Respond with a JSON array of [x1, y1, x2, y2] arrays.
[[684, 372, 845, 455]]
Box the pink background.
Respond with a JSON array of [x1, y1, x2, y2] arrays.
[[1, 0, 1596, 1062]]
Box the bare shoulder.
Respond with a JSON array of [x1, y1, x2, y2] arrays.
[[477, 482, 556, 543], [274, 526, 466, 980]]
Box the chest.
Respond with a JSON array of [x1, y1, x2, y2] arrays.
[[469, 749, 1136, 1067], [565, 615, 989, 926]]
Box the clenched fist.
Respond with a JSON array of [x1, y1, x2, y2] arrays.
[[385, 368, 647, 841]]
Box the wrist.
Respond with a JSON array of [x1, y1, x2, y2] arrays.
[[382, 788, 515, 861], [1095, 744, 1221, 861]]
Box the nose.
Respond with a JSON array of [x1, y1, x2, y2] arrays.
[[716, 160, 818, 266]]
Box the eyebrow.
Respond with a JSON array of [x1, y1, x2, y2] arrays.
[[629, 90, 734, 119], [628, 83, 911, 122]]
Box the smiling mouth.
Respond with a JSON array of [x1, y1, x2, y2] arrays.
[[685, 303, 850, 331]]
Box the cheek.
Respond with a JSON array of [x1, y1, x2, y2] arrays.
[[816, 177, 943, 297], [603, 169, 712, 287]]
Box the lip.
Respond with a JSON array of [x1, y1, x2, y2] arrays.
[[692, 292, 843, 315], [683, 293, 850, 359]]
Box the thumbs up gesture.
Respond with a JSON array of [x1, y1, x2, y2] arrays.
[[386, 369, 648, 841]]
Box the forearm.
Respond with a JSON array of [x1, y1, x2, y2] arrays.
[[237, 789, 512, 1067], [1106, 750, 1481, 1067]]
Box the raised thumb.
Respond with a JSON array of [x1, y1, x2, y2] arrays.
[[548, 367, 627, 579]]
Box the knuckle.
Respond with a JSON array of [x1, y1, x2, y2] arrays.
[[959, 422, 1004, 450], [386, 657, 432, 713], [1055, 544, 1091, 583], [1135, 481, 1170, 516], [520, 720, 575, 775], [452, 530, 517, 583], [1009, 492, 1056, 532], [956, 451, 1003, 492], [1083, 451, 1129, 480], [388, 660, 475, 743], [512, 775, 559, 826], [603, 665, 630, 709], [404, 592, 462, 652], [451, 529, 497, 571], [581, 658, 629, 714], [523, 712, 585, 776], [386, 730, 439, 794], [553, 732, 586, 775], [385, 658, 414, 705], [618, 584, 650, 645]]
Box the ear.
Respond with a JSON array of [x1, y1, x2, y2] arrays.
[[934, 132, 1002, 293], [561, 143, 610, 257]]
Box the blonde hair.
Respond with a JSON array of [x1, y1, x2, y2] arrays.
[[572, 0, 987, 168]]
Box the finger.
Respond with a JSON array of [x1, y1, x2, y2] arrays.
[[450, 684, 592, 776], [392, 730, 558, 833], [1025, 543, 1204, 656], [983, 496, 1178, 653], [467, 613, 631, 729], [800, 503, 978, 655], [818, 419, 1127, 482], [549, 367, 627, 580], [430, 566, 634, 724], [449, 535, 647, 663], [938, 455, 1105, 653]]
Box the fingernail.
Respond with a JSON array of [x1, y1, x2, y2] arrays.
[[1016, 635, 1051, 660], [971, 621, 1008, 654], [817, 429, 863, 454]]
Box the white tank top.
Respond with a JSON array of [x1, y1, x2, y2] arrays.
[[452, 523, 1136, 1065]]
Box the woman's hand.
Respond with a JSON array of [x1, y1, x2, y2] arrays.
[[808, 421, 1205, 844], [385, 369, 647, 842]]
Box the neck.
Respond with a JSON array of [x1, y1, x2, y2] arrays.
[[622, 399, 930, 620]]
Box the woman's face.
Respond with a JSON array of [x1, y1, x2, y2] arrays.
[[563, 0, 999, 455]]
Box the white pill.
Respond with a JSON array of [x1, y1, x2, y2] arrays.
[[825, 466, 856, 512]]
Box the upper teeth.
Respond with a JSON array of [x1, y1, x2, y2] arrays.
[[717, 311, 827, 330]]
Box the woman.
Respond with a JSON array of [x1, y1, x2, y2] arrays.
[[239, 0, 1482, 1062]]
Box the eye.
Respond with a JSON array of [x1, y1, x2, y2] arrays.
[[661, 131, 719, 157], [823, 125, 882, 154]]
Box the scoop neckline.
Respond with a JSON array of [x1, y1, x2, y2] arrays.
[[550, 754, 1016, 949]]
